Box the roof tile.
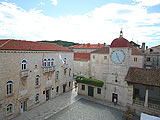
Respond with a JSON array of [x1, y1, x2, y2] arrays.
[[0, 39, 72, 52]]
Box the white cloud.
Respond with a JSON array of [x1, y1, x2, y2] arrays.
[[50, 0, 58, 6], [0, 2, 160, 47], [133, 0, 160, 6], [39, 2, 45, 6]]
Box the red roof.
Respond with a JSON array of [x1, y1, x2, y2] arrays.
[[70, 43, 105, 49], [74, 53, 90, 61], [110, 37, 132, 48], [91, 47, 109, 54], [132, 47, 143, 55], [0, 39, 72, 52]]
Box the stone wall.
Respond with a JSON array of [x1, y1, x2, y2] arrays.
[[0, 50, 74, 119], [73, 60, 90, 78]]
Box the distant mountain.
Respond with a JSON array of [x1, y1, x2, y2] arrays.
[[39, 40, 79, 48]]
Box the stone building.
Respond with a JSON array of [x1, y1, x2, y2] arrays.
[[76, 31, 160, 116], [76, 31, 144, 106], [0, 39, 74, 119], [126, 67, 160, 115], [70, 43, 106, 53], [144, 45, 160, 69], [73, 53, 90, 78]]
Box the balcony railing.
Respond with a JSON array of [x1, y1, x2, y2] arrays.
[[21, 69, 29, 77], [133, 99, 160, 110], [41, 66, 56, 73]]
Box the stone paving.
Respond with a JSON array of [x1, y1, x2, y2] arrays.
[[47, 98, 139, 120], [12, 88, 140, 120]]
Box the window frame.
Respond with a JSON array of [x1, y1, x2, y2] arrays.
[[82, 85, 85, 90], [51, 58, 54, 66], [104, 56, 107, 60], [35, 75, 40, 87], [56, 86, 59, 93], [97, 88, 101, 94], [6, 104, 13, 115], [47, 59, 50, 66], [134, 57, 138, 62], [22, 60, 27, 70], [6, 81, 13, 96], [35, 93, 39, 103], [44, 59, 47, 67]]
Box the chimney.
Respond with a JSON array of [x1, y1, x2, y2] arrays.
[[98, 43, 100, 46], [104, 43, 106, 46], [146, 46, 148, 50], [141, 42, 145, 53]]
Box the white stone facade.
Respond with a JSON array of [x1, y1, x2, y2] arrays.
[[0, 50, 73, 119]]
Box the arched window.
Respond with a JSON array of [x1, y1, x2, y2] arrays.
[[22, 60, 26, 70], [6, 81, 13, 95], [51, 58, 54, 66], [35, 75, 40, 86], [6, 104, 13, 114], [48, 59, 50, 66], [64, 58, 67, 64], [35, 93, 39, 102], [44, 59, 47, 67]]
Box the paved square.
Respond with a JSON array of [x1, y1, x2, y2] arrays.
[[47, 98, 140, 120]]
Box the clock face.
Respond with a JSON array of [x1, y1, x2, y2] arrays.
[[111, 50, 125, 64]]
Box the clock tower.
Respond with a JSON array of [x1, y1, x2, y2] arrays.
[[105, 30, 132, 106]]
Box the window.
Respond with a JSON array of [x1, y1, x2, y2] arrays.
[[147, 57, 151, 62], [64, 69, 67, 75], [97, 88, 101, 94], [93, 55, 95, 59], [56, 86, 59, 93], [69, 68, 71, 77], [22, 60, 27, 70], [35, 93, 39, 102], [6, 104, 13, 115], [104, 56, 107, 60], [44, 59, 47, 67], [51, 58, 54, 66], [69, 81, 71, 87], [48, 59, 50, 66], [6, 81, 13, 95], [134, 57, 137, 62], [56, 71, 59, 80], [64, 58, 67, 64], [103, 73, 107, 79], [82, 85, 85, 90], [35, 75, 39, 86]]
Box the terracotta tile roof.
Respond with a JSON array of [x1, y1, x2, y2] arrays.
[[70, 43, 105, 49], [0, 39, 72, 52], [110, 37, 132, 48], [74, 53, 90, 61], [125, 67, 160, 87], [131, 47, 143, 55], [91, 47, 109, 54]]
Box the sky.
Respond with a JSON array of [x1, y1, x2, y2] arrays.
[[0, 0, 160, 47]]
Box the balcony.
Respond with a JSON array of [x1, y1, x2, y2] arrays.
[[21, 69, 29, 77], [42, 66, 56, 73], [133, 99, 160, 110]]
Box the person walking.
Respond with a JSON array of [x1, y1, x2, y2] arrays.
[[113, 97, 117, 105]]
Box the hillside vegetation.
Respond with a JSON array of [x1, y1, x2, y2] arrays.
[[40, 40, 79, 47]]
